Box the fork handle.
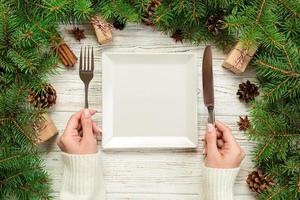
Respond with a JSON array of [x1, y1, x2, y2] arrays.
[[84, 83, 89, 108]]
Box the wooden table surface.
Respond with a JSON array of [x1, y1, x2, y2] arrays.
[[44, 23, 257, 200]]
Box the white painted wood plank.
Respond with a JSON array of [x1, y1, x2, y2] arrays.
[[45, 23, 256, 199]]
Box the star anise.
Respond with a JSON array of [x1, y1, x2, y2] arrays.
[[71, 27, 86, 41], [238, 115, 250, 131], [171, 29, 183, 43]]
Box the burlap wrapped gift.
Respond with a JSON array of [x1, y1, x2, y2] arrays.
[[34, 113, 58, 143], [91, 15, 112, 44], [223, 42, 257, 74]]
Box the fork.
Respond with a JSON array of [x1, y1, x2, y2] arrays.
[[79, 46, 94, 108]]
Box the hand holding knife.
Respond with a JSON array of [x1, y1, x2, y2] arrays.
[[202, 46, 224, 149]]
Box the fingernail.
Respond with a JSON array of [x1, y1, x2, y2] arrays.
[[84, 109, 91, 118], [90, 109, 97, 113], [202, 149, 206, 154], [207, 123, 214, 133]]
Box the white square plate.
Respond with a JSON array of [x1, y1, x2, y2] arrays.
[[102, 53, 198, 149]]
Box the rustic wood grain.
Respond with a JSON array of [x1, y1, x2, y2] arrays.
[[44, 23, 256, 199]]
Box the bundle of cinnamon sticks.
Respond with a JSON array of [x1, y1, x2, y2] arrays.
[[55, 42, 77, 67]]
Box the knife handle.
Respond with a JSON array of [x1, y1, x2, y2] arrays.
[[207, 107, 215, 124]]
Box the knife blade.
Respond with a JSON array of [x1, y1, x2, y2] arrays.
[[202, 46, 215, 124]]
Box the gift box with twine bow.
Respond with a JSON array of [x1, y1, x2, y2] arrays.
[[91, 15, 112, 44], [223, 41, 257, 74]]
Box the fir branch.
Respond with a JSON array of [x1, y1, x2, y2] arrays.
[[19, 185, 51, 200], [281, 43, 295, 71], [255, 135, 275, 160], [0, 151, 38, 165], [1, 1, 299, 199], [10, 117, 34, 143], [256, 0, 267, 23], [0, 166, 42, 184], [255, 60, 299, 77], [257, 24, 283, 48], [266, 184, 289, 200], [278, 0, 300, 19], [263, 77, 289, 99], [0, 154, 21, 164]]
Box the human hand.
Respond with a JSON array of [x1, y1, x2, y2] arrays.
[[203, 121, 245, 168], [57, 109, 101, 154]]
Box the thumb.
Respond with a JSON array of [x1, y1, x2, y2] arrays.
[[205, 123, 219, 156], [81, 109, 94, 141]]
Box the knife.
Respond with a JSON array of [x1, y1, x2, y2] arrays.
[[202, 46, 215, 124]]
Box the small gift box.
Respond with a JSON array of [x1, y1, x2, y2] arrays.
[[91, 16, 112, 44], [222, 41, 257, 74], [34, 113, 58, 144]]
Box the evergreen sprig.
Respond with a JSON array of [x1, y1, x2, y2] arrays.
[[226, 0, 300, 199], [1, 0, 299, 199]]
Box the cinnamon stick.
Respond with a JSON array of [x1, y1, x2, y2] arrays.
[[57, 51, 68, 66], [61, 44, 77, 66], [64, 44, 77, 62], [57, 45, 72, 67], [60, 43, 74, 65]]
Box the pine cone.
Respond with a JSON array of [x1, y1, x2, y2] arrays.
[[28, 84, 57, 109], [171, 29, 183, 43], [205, 9, 227, 36], [143, 0, 161, 25], [246, 170, 276, 194], [238, 115, 250, 131], [113, 18, 126, 30], [237, 80, 259, 103]]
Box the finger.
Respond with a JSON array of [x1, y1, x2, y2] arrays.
[[202, 139, 207, 155], [92, 121, 101, 135], [57, 137, 65, 151], [217, 139, 224, 148], [216, 130, 222, 138], [215, 121, 236, 144], [203, 146, 207, 155], [65, 110, 84, 134], [78, 122, 82, 131], [205, 123, 219, 156], [81, 109, 94, 141], [89, 109, 97, 116], [77, 109, 97, 137]]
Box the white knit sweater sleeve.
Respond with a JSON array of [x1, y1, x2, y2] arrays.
[[202, 165, 240, 200], [60, 153, 239, 200], [60, 152, 105, 200]]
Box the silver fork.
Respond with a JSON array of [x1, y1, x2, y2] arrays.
[[79, 46, 94, 108]]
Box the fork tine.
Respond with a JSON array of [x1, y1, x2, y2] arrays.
[[79, 47, 83, 71], [84, 47, 87, 70], [91, 47, 94, 72], [87, 46, 91, 71]]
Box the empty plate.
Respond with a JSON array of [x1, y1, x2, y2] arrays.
[[102, 53, 198, 149]]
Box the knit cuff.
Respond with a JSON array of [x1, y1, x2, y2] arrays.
[[202, 165, 240, 200], [60, 152, 102, 196]]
